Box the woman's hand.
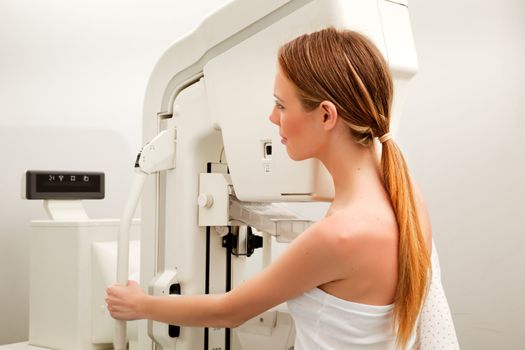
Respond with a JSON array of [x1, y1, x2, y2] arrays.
[[106, 280, 148, 321]]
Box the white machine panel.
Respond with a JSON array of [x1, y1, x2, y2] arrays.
[[27, 219, 140, 350]]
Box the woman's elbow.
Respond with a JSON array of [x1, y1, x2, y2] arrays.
[[215, 309, 243, 329], [222, 317, 243, 329], [215, 294, 247, 328]]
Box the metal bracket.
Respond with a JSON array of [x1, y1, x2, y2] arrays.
[[222, 226, 263, 257]]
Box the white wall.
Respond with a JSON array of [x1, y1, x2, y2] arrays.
[[403, 0, 525, 348], [1, 0, 524, 348], [0, 0, 226, 344]]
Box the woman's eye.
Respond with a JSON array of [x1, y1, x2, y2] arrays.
[[275, 102, 284, 110]]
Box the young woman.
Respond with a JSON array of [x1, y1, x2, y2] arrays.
[[107, 27, 432, 349]]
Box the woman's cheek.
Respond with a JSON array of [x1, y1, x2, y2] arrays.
[[281, 114, 296, 137]]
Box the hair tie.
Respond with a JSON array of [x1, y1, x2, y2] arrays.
[[379, 132, 393, 144]]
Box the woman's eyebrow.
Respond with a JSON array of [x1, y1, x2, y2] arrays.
[[273, 94, 285, 103]]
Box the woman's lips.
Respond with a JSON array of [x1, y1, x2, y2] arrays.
[[281, 137, 287, 144]]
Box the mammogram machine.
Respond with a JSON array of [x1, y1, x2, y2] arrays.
[[3, 0, 458, 349]]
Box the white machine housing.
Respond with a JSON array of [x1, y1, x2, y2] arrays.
[[28, 219, 141, 350], [139, 0, 418, 349]]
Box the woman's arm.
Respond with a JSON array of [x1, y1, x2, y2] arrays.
[[106, 281, 234, 327], [106, 219, 352, 328]]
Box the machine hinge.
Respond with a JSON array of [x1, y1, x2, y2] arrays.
[[222, 226, 263, 258]]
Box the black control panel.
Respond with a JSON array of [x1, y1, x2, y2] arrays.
[[25, 170, 105, 199]]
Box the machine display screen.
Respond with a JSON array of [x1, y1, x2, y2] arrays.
[[26, 170, 105, 199]]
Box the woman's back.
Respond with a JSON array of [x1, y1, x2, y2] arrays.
[[288, 180, 432, 349], [318, 201, 400, 307], [315, 179, 432, 307]]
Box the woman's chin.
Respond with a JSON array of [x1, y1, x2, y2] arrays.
[[286, 150, 308, 162]]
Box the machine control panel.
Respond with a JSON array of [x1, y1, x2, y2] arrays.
[[25, 170, 105, 199]]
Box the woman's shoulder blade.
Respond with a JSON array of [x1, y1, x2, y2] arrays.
[[310, 207, 397, 257]]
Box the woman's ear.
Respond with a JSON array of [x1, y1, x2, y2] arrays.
[[319, 100, 338, 131]]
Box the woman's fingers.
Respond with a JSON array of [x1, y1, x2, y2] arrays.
[[127, 280, 139, 287], [105, 280, 143, 321]]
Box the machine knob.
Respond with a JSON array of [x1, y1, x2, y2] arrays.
[[198, 193, 214, 208]]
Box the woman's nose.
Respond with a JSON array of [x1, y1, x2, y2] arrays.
[[269, 107, 280, 126]]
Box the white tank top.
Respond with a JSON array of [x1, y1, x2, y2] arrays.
[[287, 287, 416, 350]]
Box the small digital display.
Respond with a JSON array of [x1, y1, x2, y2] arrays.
[[26, 170, 104, 199], [35, 174, 101, 193]]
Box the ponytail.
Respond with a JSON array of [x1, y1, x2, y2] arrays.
[[381, 139, 431, 348]]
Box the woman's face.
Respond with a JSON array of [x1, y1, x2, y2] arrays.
[[268, 68, 324, 161]]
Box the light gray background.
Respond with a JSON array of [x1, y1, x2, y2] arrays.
[[403, 0, 525, 348], [1, 0, 524, 348]]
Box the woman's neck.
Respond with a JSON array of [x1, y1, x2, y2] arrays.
[[318, 142, 385, 216]]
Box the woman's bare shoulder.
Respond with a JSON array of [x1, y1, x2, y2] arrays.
[[313, 204, 399, 297], [311, 205, 398, 258]]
